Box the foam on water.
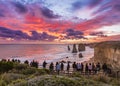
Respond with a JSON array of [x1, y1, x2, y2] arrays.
[[9, 46, 94, 66]]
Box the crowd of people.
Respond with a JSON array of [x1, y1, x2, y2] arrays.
[[43, 61, 111, 75], [0, 59, 111, 75]]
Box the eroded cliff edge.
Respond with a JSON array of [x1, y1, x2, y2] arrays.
[[94, 41, 120, 70]]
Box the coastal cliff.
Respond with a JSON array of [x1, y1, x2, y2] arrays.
[[94, 41, 120, 70]]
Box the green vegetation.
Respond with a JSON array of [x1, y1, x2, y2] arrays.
[[0, 61, 14, 73], [0, 61, 119, 86]]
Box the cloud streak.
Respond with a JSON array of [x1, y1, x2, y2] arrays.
[[0, 27, 57, 41]]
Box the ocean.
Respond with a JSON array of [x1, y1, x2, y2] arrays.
[[0, 44, 94, 66]]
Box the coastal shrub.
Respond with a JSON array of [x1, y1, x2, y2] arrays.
[[35, 69, 50, 75], [9, 79, 27, 86], [0, 79, 7, 86], [0, 61, 14, 73], [27, 75, 104, 86], [92, 74, 111, 83], [71, 72, 84, 78], [110, 79, 120, 86], [21, 67, 36, 75], [28, 75, 81, 86], [1, 73, 25, 84], [14, 63, 28, 71]]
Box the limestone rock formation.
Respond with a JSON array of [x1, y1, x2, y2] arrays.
[[78, 44, 85, 51], [67, 45, 70, 51], [72, 44, 77, 53], [94, 41, 120, 70], [79, 53, 83, 58]]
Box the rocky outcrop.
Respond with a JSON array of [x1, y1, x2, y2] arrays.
[[94, 41, 120, 70], [67, 45, 70, 51], [79, 53, 83, 58], [72, 44, 77, 53], [78, 44, 85, 51]]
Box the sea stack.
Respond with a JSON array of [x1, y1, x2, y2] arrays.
[[67, 45, 70, 51], [79, 53, 83, 58], [78, 44, 85, 51], [72, 44, 77, 53]]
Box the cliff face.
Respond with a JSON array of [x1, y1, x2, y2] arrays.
[[94, 41, 120, 70]]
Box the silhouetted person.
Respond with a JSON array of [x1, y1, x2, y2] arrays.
[[49, 62, 54, 73], [85, 63, 89, 74], [81, 63, 84, 73], [43, 61, 47, 69], [12, 59, 15, 62], [92, 63, 95, 74], [102, 63, 107, 73], [67, 62, 70, 72], [8, 59, 10, 62], [2, 59, 7, 62], [96, 62, 101, 72], [35, 61, 39, 68], [72, 62, 77, 71], [15, 59, 18, 62], [61, 62, 64, 71], [17, 59, 21, 63], [24, 60, 29, 64], [30, 60, 39, 68]]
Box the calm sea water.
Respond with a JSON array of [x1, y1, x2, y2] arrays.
[[0, 44, 94, 65]]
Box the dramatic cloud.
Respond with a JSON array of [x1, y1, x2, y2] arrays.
[[30, 31, 57, 41], [0, 0, 120, 43], [89, 0, 102, 7], [0, 12, 4, 17], [114, 4, 120, 11], [0, 27, 29, 39], [40, 6, 60, 19], [89, 32, 107, 37], [72, 1, 83, 10], [0, 27, 57, 41], [71, 0, 103, 10], [65, 29, 85, 39], [12, 2, 28, 13]]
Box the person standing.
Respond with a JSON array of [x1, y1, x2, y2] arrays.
[[92, 63, 95, 74], [49, 62, 54, 73], [61, 62, 64, 72], [77, 63, 81, 72], [72, 62, 77, 72], [43, 60, 47, 69], [81, 63, 84, 73], [67, 62, 70, 73], [88, 63, 92, 74], [102, 63, 107, 73], [96, 62, 101, 72], [85, 63, 89, 74], [56, 62, 61, 75]]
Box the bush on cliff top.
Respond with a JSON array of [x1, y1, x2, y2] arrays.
[[0, 61, 14, 73]]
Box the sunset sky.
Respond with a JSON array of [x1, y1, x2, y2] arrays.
[[0, 0, 120, 44]]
